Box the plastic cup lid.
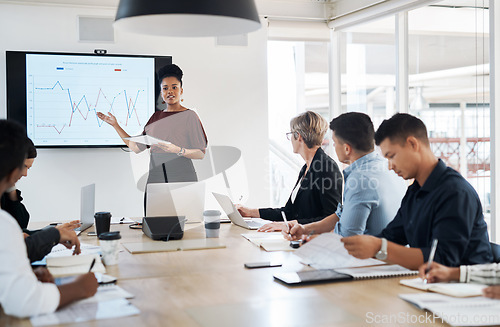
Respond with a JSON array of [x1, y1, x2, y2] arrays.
[[98, 231, 121, 240], [203, 210, 221, 216]]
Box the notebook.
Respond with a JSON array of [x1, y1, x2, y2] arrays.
[[46, 254, 105, 277], [399, 293, 500, 327], [241, 232, 296, 252], [274, 264, 416, 285], [400, 278, 488, 297]]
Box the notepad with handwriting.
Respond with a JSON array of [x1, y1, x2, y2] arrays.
[[400, 278, 487, 297]]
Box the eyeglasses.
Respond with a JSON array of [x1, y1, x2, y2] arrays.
[[286, 132, 297, 141]]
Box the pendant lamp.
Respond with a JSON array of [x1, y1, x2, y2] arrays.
[[114, 0, 261, 37], [410, 87, 430, 111]]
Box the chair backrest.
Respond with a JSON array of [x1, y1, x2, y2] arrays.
[[490, 242, 500, 263]]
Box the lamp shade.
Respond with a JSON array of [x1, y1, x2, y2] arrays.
[[114, 0, 261, 37], [410, 87, 430, 111]]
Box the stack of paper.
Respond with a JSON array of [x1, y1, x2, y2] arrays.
[[47, 254, 105, 277], [46, 242, 101, 258], [400, 293, 500, 326], [31, 278, 139, 326], [294, 233, 384, 269], [400, 278, 487, 297]]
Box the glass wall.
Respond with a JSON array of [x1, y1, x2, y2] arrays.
[[267, 41, 330, 206], [339, 16, 396, 128], [408, 3, 490, 218]]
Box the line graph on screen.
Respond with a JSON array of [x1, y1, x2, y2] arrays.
[[33, 80, 145, 135], [25, 53, 156, 146], [27, 75, 152, 144]]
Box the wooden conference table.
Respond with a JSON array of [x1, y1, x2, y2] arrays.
[[2, 221, 447, 327]]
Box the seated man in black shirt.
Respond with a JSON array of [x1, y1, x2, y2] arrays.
[[342, 113, 492, 270]]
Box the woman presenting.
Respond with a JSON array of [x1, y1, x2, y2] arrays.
[[238, 111, 343, 231], [97, 64, 208, 184]]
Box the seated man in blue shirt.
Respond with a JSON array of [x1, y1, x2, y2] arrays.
[[288, 112, 406, 238], [342, 113, 492, 270]]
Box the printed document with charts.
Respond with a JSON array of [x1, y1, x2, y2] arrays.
[[294, 233, 384, 269]]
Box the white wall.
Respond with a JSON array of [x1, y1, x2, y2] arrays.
[[0, 3, 270, 222]]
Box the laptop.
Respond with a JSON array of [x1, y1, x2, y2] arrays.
[[212, 192, 265, 230], [146, 182, 205, 223], [74, 183, 95, 235]]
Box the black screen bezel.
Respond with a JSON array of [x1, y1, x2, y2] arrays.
[[6, 50, 172, 148]]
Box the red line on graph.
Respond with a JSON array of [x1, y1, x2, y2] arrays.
[[37, 124, 66, 134]]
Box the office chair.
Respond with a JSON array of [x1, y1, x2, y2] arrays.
[[490, 242, 500, 263]]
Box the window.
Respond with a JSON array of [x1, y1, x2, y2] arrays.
[[267, 40, 330, 206]]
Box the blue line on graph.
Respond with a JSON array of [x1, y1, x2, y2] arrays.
[[35, 80, 144, 128]]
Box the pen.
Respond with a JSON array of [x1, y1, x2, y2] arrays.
[[424, 239, 438, 284], [281, 211, 290, 237], [88, 258, 96, 273], [303, 230, 315, 244]]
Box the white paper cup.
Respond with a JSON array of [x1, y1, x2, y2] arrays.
[[204, 210, 221, 238], [98, 231, 121, 265]]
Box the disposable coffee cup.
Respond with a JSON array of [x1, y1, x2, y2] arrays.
[[204, 210, 221, 238], [94, 212, 111, 236], [98, 231, 121, 266]]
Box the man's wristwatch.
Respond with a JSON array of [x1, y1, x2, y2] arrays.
[[177, 148, 185, 156], [375, 238, 388, 260]]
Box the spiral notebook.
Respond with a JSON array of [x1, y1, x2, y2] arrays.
[[274, 264, 417, 285]]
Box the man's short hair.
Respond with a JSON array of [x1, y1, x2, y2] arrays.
[[375, 113, 429, 146], [329, 112, 374, 152], [0, 120, 28, 181]]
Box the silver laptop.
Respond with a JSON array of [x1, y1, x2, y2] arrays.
[[212, 192, 265, 230], [146, 182, 205, 223], [74, 183, 95, 235]]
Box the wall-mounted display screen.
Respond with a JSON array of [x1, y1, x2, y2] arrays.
[[6, 51, 172, 147]]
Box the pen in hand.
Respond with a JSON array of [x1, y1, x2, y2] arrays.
[[423, 239, 438, 284], [88, 258, 96, 273], [281, 211, 291, 238]]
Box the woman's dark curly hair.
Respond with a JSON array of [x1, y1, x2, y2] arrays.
[[158, 64, 183, 86]]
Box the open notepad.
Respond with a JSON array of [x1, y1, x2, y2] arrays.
[[400, 278, 488, 297], [47, 254, 105, 277], [241, 232, 295, 252], [400, 293, 500, 327]]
